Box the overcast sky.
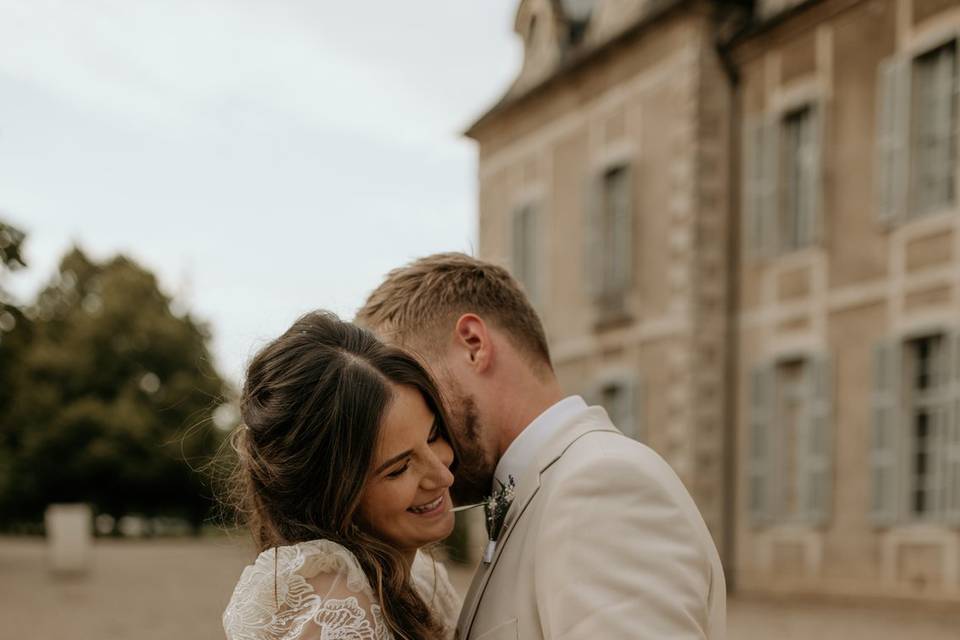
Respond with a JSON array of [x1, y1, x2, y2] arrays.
[[0, 0, 521, 384]]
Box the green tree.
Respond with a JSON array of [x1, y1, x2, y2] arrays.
[[1, 246, 228, 530], [0, 220, 30, 508]]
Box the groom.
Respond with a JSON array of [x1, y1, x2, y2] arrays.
[[357, 252, 725, 639]]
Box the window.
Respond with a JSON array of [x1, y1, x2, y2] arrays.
[[876, 40, 958, 223], [781, 106, 818, 251], [748, 355, 832, 525], [906, 336, 948, 517], [511, 205, 538, 302], [776, 360, 806, 517], [585, 163, 634, 320], [743, 103, 821, 258], [911, 42, 956, 217], [871, 334, 960, 526], [592, 374, 640, 440]]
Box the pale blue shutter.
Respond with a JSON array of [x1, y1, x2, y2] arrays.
[[611, 163, 634, 296], [800, 355, 832, 524], [926, 335, 950, 520], [584, 174, 603, 301], [945, 331, 960, 524], [620, 375, 638, 441], [743, 116, 764, 258], [749, 365, 775, 525], [511, 207, 525, 291], [875, 57, 911, 224], [802, 102, 824, 246], [634, 374, 645, 442], [512, 206, 538, 303], [593, 374, 640, 440], [929, 44, 955, 211], [871, 341, 902, 526], [760, 114, 780, 255]]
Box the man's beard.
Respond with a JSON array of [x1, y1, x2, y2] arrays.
[[449, 394, 495, 505]]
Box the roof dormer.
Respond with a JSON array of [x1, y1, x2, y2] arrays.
[[512, 0, 565, 93]]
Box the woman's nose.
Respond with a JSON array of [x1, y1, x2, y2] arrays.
[[424, 442, 454, 489]]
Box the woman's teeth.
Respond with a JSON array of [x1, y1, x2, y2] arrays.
[[409, 495, 443, 514]]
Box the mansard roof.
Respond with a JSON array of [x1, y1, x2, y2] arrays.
[[465, 0, 689, 139], [464, 0, 821, 139]]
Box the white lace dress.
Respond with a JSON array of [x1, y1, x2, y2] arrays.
[[222, 539, 461, 640]]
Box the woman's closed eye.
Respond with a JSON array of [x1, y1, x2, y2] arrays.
[[427, 420, 440, 443], [386, 461, 410, 478]]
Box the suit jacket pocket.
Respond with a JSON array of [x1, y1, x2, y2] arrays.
[[473, 618, 518, 640]]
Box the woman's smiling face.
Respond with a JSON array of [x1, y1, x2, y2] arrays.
[[357, 383, 455, 555]]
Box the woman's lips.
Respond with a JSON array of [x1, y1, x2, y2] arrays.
[[408, 494, 445, 516]]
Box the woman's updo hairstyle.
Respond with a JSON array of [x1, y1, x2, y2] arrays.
[[228, 310, 455, 640]]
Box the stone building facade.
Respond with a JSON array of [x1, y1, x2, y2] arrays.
[[731, 0, 960, 603], [467, 0, 960, 603]]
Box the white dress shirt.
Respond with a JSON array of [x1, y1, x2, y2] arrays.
[[493, 395, 588, 491]]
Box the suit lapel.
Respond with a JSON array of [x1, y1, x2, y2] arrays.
[[457, 407, 618, 638], [456, 459, 542, 636]]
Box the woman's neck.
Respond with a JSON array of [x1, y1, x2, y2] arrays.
[[401, 548, 416, 572]]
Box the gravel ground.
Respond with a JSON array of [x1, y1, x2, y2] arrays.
[[1, 536, 958, 639]]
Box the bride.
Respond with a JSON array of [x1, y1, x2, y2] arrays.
[[222, 311, 461, 639]]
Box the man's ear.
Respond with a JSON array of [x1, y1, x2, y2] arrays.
[[453, 313, 493, 372]]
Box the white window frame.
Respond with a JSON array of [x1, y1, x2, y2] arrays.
[[748, 351, 833, 527], [584, 153, 635, 322], [589, 368, 642, 442], [871, 327, 960, 528], [510, 199, 541, 304], [744, 82, 825, 261], [903, 332, 951, 521], [876, 29, 960, 227]]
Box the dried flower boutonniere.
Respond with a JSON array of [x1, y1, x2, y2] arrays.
[[452, 475, 517, 564]]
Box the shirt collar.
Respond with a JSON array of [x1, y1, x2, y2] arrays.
[[493, 395, 588, 491]]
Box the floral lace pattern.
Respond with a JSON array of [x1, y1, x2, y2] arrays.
[[222, 539, 459, 640]]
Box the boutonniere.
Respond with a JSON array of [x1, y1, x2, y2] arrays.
[[451, 475, 517, 564]]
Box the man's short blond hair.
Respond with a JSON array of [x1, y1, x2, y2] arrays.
[[356, 252, 553, 373]]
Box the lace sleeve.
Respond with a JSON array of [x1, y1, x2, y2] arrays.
[[223, 540, 391, 640], [289, 572, 388, 640]]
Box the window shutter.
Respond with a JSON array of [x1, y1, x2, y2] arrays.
[[593, 374, 640, 440], [799, 355, 833, 524], [611, 163, 634, 296], [743, 116, 764, 259], [953, 42, 960, 208], [620, 375, 638, 440], [584, 174, 603, 301], [511, 206, 538, 303], [931, 45, 956, 210], [760, 115, 780, 255], [803, 102, 824, 246], [875, 57, 911, 224], [511, 207, 525, 292], [945, 330, 960, 524], [871, 341, 902, 526], [634, 373, 645, 443], [748, 365, 775, 525]]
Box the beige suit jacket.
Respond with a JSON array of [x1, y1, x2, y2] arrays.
[[456, 407, 726, 640]]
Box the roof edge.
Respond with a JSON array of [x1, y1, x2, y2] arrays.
[[464, 0, 691, 140]]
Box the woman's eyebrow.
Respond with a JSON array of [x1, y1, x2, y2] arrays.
[[373, 417, 437, 474], [375, 449, 413, 474]]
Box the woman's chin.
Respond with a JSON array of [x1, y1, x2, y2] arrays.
[[436, 511, 456, 541], [416, 509, 455, 546]]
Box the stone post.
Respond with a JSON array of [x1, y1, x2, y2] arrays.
[[45, 503, 93, 575]]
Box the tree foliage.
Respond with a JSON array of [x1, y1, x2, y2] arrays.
[[0, 240, 229, 530]]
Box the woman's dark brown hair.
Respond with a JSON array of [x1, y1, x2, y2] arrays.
[[227, 310, 456, 639]]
